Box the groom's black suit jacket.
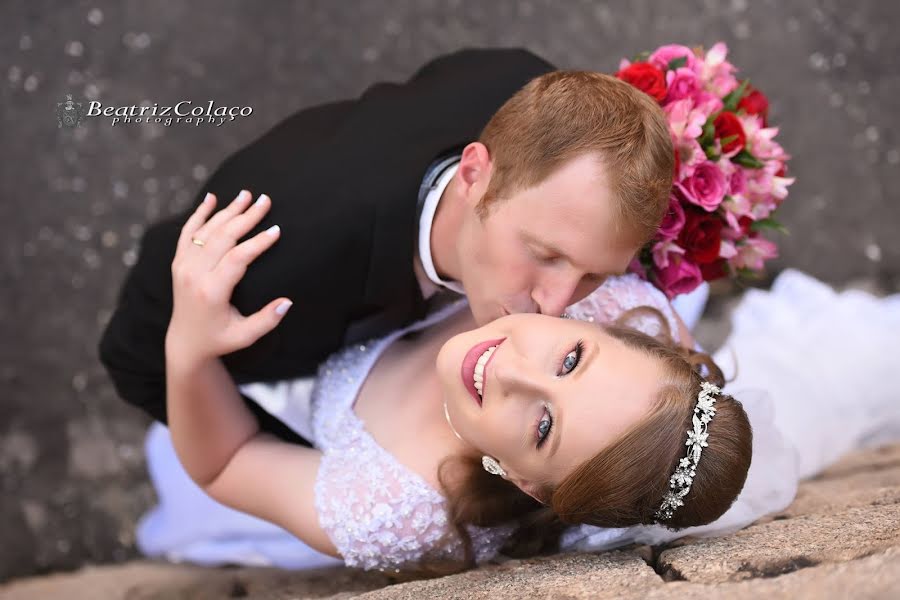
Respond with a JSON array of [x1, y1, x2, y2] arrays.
[[98, 48, 555, 445]]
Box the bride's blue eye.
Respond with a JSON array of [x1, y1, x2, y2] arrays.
[[537, 405, 553, 448], [559, 340, 585, 376]]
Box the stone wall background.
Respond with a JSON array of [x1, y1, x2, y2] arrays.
[[1, 0, 898, 586]]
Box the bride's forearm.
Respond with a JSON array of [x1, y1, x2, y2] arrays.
[[165, 343, 259, 487]]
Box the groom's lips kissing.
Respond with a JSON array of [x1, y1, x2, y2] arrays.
[[461, 338, 506, 407]]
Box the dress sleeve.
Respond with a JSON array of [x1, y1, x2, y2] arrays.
[[566, 274, 682, 344], [313, 442, 514, 571], [313, 442, 455, 571]]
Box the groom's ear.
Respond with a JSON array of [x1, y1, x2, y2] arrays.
[[458, 142, 492, 205]]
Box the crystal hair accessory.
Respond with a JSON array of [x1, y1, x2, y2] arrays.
[[654, 380, 720, 522]]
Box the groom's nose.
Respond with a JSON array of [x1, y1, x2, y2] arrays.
[[532, 271, 580, 317]]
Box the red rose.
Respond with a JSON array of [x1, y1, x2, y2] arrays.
[[738, 85, 769, 127], [678, 209, 723, 264], [737, 215, 759, 238], [699, 259, 727, 281], [713, 111, 746, 154], [616, 62, 667, 103], [673, 146, 681, 179]]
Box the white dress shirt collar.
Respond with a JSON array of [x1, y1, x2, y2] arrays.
[[418, 160, 465, 295]]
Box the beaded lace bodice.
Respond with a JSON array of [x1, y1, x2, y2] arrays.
[[310, 274, 680, 571]]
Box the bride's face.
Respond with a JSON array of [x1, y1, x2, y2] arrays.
[[436, 313, 666, 502]]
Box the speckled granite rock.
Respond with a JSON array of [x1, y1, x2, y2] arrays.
[[350, 551, 664, 600], [3, 443, 899, 599], [0, 562, 392, 600], [657, 503, 900, 584]]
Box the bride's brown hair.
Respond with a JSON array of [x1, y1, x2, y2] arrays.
[[414, 308, 752, 578]]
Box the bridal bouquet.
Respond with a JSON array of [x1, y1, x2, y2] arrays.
[[617, 42, 794, 298]]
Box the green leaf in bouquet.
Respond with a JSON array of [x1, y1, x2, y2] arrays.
[[719, 133, 739, 147], [723, 79, 750, 112], [667, 56, 688, 71], [750, 218, 790, 235], [733, 149, 765, 169], [633, 50, 651, 63], [736, 267, 765, 281], [703, 145, 721, 161], [699, 118, 716, 146]]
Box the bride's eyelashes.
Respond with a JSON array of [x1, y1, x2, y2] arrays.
[[536, 339, 585, 448], [536, 403, 553, 448], [557, 339, 585, 377]]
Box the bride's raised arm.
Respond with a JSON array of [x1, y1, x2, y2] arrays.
[[163, 190, 339, 558]]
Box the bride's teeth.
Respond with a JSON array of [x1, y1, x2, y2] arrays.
[[473, 345, 497, 394]]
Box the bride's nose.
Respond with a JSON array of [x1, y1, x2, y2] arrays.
[[491, 348, 547, 398]]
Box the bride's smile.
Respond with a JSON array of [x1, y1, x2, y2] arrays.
[[461, 336, 505, 405]]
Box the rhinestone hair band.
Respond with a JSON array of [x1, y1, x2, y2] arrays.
[[654, 380, 720, 522]]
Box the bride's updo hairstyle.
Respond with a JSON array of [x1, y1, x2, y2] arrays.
[[424, 308, 752, 577]]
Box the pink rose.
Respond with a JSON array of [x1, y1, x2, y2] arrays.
[[657, 192, 687, 240], [664, 67, 700, 103], [655, 254, 703, 299], [676, 161, 727, 211], [649, 44, 699, 73]]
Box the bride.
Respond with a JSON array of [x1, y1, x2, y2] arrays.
[[145, 191, 900, 575]]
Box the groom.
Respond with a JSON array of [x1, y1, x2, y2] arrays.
[[99, 47, 674, 446]]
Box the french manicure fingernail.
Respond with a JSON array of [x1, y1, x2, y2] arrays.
[[203, 193, 213, 203], [266, 224, 280, 236], [255, 194, 269, 207], [275, 299, 293, 315], [236, 190, 250, 202]]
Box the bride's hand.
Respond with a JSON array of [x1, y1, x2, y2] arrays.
[[165, 190, 292, 367]]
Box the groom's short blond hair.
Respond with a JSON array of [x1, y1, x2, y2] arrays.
[[477, 70, 674, 244]]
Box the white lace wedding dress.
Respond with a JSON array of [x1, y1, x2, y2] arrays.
[[136, 270, 900, 570]]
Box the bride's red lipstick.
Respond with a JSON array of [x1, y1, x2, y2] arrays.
[[461, 338, 506, 407]]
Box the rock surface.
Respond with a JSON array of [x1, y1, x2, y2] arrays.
[[3, 442, 899, 599]]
